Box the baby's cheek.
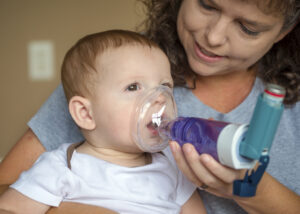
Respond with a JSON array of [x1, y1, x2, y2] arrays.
[[110, 119, 132, 138]]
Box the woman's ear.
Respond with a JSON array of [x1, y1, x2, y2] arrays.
[[275, 29, 291, 43], [69, 96, 96, 130], [275, 21, 298, 43]]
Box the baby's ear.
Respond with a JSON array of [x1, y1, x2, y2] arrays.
[[69, 96, 95, 130]]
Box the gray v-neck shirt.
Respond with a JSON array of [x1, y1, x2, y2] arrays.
[[28, 78, 300, 214]]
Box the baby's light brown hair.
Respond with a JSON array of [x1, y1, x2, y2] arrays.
[[61, 29, 160, 101]]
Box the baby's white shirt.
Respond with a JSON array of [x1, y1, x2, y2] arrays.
[[11, 143, 196, 214]]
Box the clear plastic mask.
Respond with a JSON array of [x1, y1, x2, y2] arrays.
[[132, 86, 177, 153]]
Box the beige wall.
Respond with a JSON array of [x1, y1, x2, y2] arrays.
[[0, 0, 144, 159]]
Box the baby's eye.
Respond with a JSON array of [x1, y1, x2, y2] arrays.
[[126, 83, 140, 91]]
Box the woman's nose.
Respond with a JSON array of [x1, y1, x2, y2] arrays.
[[205, 16, 228, 47]]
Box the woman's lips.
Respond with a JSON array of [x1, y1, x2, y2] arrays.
[[194, 42, 223, 63]]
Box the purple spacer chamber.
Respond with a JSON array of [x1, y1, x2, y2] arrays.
[[161, 117, 230, 161]]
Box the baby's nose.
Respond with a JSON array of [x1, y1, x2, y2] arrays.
[[155, 93, 167, 104]]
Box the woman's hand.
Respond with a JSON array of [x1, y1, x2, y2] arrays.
[[169, 141, 244, 198], [169, 141, 300, 214]]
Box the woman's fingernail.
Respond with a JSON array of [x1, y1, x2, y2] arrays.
[[202, 155, 210, 163], [170, 141, 179, 153], [184, 144, 192, 153]]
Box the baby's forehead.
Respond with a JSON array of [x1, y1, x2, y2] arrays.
[[99, 44, 162, 57], [95, 44, 167, 67], [93, 45, 171, 79]]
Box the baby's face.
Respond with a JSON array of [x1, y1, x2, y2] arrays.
[[90, 45, 173, 152]]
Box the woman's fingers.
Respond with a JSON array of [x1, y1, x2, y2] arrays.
[[181, 143, 246, 196], [199, 154, 242, 183], [181, 144, 226, 189], [169, 141, 202, 187], [170, 141, 245, 197]]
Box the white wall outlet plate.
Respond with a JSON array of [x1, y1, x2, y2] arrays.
[[28, 40, 55, 81]]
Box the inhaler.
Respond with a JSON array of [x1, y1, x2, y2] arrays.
[[133, 88, 255, 169], [132, 84, 285, 196]]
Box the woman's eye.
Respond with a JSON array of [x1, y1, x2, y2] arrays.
[[162, 82, 173, 88], [239, 23, 260, 36], [126, 83, 140, 91], [198, 0, 217, 11]]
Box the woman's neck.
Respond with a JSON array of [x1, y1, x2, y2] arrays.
[[189, 70, 256, 113], [76, 142, 151, 167]]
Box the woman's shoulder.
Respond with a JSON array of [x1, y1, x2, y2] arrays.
[[28, 84, 84, 151], [283, 101, 300, 121], [173, 86, 191, 98]]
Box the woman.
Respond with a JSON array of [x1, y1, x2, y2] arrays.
[[139, 0, 300, 213], [1, 0, 299, 213]]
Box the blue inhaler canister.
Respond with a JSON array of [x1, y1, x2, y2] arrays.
[[239, 84, 285, 160], [233, 83, 285, 197]]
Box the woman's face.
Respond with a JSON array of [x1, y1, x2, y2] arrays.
[[177, 0, 286, 77]]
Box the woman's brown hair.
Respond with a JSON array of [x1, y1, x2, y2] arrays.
[[138, 0, 300, 105]]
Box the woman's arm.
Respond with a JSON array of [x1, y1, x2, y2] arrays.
[[46, 202, 118, 214], [170, 141, 300, 214], [181, 190, 207, 214], [0, 129, 45, 185], [0, 188, 50, 214], [236, 173, 300, 214], [0, 185, 118, 214]]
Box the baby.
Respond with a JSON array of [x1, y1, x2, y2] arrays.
[[0, 30, 206, 214]]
